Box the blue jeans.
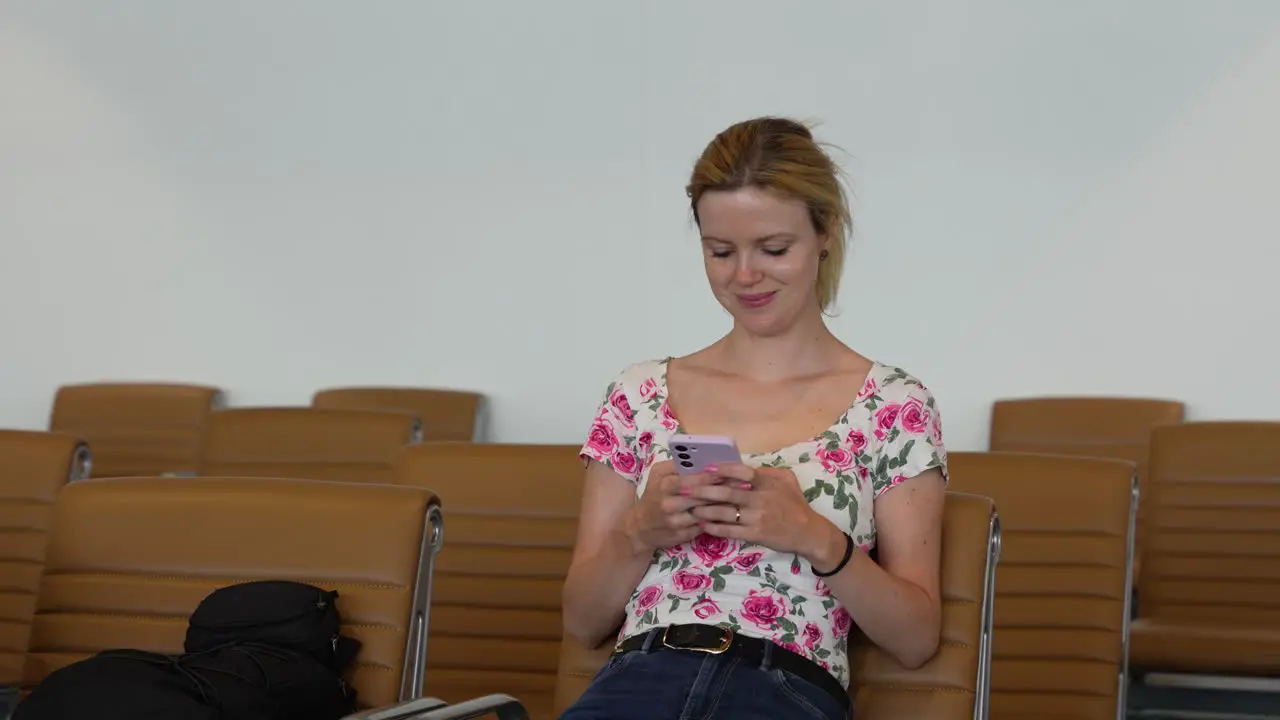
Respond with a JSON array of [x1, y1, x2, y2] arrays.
[[558, 635, 851, 720]]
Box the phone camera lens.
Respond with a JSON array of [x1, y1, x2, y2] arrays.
[[680, 460, 694, 468], [674, 445, 688, 453], [677, 452, 691, 461]]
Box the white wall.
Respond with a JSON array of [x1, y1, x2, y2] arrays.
[[2, 1, 1278, 450]]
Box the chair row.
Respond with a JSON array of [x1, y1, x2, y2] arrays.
[[0, 431, 995, 718], [47, 383, 1189, 486], [0, 457, 998, 720], [54, 401, 444, 482], [46, 382, 486, 477], [3, 421, 1276, 719], [553, 421, 1280, 719]]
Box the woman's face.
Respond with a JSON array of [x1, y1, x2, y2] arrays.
[[696, 186, 825, 336]]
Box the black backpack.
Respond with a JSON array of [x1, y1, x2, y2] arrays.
[[185, 580, 361, 673], [15, 580, 362, 720]]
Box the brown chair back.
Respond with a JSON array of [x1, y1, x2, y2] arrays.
[[1130, 421, 1280, 677], [313, 387, 485, 442], [990, 397, 1181, 569], [989, 397, 1185, 465], [23, 476, 442, 707], [552, 635, 613, 716], [949, 452, 1137, 720], [49, 382, 221, 477], [396, 443, 583, 720], [199, 407, 420, 483], [0, 431, 89, 684], [852, 491, 999, 720], [551, 492, 1001, 720]]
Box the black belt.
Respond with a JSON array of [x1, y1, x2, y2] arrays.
[[615, 623, 848, 710]]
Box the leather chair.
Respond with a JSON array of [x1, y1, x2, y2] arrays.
[[199, 407, 421, 483], [852, 491, 1000, 720], [949, 452, 1138, 719], [551, 491, 1001, 720], [22, 476, 442, 709], [0, 431, 90, 688], [989, 397, 1182, 570], [314, 387, 487, 442], [48, 382, 221, 477], [1130, 421, 1280, 681], [396, 443, 584, 720]]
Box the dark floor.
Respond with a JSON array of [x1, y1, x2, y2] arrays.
[[1129, 681, 1280, 719]]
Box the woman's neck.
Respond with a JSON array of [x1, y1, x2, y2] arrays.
[[714, 312, 846, 382]]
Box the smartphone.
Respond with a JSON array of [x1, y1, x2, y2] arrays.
[[669, 434, 742, 476]]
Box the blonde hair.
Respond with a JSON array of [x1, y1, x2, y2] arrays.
[[686, 117, 851, 312]]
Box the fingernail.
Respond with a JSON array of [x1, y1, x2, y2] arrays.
[[679, 486, 690, 497], [737, 481, 752, 490], [706, 464, 718, 474]]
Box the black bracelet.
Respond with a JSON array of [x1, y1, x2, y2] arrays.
[[812, 532, 855, 578]]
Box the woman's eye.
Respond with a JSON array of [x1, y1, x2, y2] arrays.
[[763, 247, 789, 257], [711, 249, 733, 259]]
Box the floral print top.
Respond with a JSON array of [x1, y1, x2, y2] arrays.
[[579, 358, 948, 688]]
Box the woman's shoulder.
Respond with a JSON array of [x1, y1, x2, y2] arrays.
[[858, 362, 947, 490], [598, 358, 670, 397], [865, 362, 938, 405]]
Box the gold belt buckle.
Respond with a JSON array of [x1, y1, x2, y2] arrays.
[[661, 625, 733, 655]]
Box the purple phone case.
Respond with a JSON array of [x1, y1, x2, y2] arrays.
[[669, 433, 742, 475]]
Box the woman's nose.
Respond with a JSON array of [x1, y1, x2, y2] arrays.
[[734, 256, 764, 285]]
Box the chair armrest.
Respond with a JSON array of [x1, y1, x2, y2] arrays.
[[341, 697, 448, 720], [0, 685, 19, 720], [341, 694, 529, 720]]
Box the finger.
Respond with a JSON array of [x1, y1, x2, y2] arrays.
[[647, 461, 679, 486], [686, 483, 753, 506], [690, 503, 750, 525], [675, 472, 721, 497], [664, 507, 701, 530], [673, 525, 704, 544], [700, 522, 750, 541], [709, 463, 756, 483], [658, 470, 696, 495], [649, 459, 675, 476], [752, 466, 794, 487], [661, 495, 717, 516]]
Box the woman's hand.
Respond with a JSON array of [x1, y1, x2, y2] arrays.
[[623, 460, 719, 555], [687, 464, 845, 565]]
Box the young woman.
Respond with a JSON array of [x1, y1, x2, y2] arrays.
[[560, 117, 948, 720]]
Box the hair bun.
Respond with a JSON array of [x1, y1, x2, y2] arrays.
[[760, 117, 813, 140]]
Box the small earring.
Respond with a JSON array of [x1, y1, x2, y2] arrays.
[[819, 250, 829, 261]]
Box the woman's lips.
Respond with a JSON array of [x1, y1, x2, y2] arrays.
[[737, 291, 777, 309]]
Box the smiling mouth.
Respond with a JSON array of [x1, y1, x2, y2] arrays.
[[737, 292, 777, 308]]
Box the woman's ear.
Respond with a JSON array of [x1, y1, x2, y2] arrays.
[[817, 233, 832, 261]]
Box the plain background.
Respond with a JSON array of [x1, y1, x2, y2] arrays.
[[2, 1, 1278, 450]]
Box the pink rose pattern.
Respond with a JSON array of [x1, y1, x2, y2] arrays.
[[732, 552, 763, 572], [692, 597, 722, 619], [609, 388, 635, 429], [577, 359, 947, 688], [635, 585, 663, 615], [611, 450, 639, 476], [740, 588, 791, 630], [802, 622, 823, 649], [637, 377, 659, 401], [690, 533, 734, 566], [671, 569, 712, 595]]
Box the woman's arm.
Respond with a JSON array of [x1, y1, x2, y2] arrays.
[[560, 461, 656, 649], [806, 470, 946, 668]]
